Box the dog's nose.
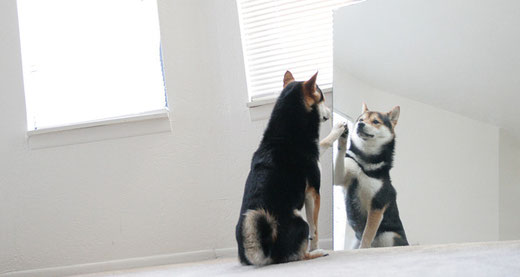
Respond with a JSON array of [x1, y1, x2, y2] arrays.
[[358, 122, 365, 128]]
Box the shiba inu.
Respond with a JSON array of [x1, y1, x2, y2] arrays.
[[326, 103, 408, 248], [235, 71, 330, 265]]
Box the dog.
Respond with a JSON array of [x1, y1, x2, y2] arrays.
[[325, 103, 409, 248], [235, 71, 331, 265]]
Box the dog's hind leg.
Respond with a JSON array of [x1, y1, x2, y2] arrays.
[[273, 212, 310, 263], [276, 211, 328, 263], [305, 185, 320, 251]]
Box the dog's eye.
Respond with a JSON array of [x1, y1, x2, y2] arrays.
[[372, 120, 380, 124]]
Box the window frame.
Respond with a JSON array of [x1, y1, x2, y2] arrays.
[[16, 0, 169, 139]]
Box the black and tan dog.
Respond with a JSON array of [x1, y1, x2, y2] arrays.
[[235, 71, 331, 265], [327, 103, 409, 248]]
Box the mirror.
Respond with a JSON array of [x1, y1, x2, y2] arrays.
[[331, 0, 520, 250]]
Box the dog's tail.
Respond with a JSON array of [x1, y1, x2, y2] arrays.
[[242, 209, 278, 266]]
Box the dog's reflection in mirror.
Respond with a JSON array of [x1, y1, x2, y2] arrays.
[[325, 103, 408, 248]]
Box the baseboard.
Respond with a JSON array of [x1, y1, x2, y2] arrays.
[[2, 239, 332, 277]]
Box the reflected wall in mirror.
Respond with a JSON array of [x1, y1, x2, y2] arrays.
[[332, 0, 520, 250]]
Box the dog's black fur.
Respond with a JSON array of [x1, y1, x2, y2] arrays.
[[235, 74, 325, 265]]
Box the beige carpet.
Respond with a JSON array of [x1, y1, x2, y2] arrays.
[[78, 241, 520, 277]]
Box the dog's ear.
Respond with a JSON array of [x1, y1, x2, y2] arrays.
[[302, 72, 319, 108], [303, 71, 317, 91], [362, 102, 369, 113], [283, 70, 295, 88], [387, 106, 400, 126]]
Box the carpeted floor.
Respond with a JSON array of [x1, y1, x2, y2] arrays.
[[77, 240, 520, 277]]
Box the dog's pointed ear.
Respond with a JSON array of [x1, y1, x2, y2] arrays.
[[388, 106, 400, 126], [283, 70, 295, 88], [362, 102, 369, 113], [303, 72, 318, 92], [302, 72, 319, 108]]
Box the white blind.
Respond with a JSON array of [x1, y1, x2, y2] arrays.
[[237, 0, 355, 101]]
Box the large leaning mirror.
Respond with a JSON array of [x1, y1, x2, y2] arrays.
[[331, 0, 520, 250]]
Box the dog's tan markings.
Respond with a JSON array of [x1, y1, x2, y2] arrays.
[[365, 112, 385, 129], [313, 193, 320, 230], [305, 185, 320, 249], [302, 72, 320, 110], [362, 103, 388, 129], [316, 87, 325, 103], [312, 190, 320, 240], [283, 70, 295, 88], [360, 205, 388, 248]]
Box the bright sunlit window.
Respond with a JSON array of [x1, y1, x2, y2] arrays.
[[236, 0, 355, 102], [17, 0, 166, 131]]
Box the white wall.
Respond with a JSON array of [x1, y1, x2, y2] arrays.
[[0, 0, 333, 275], [333, 67, 500, 248], [333, 0, 520, 138], [499, 130, 520, 240]]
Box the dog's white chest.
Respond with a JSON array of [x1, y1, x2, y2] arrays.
[[344, 157, 383, 212], [356, 173, 383, 212]]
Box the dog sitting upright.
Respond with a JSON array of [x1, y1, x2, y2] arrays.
[[330, 103, 409, 248], [235, 71, 330, 265]]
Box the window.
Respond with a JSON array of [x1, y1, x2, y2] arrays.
[[236, 0, 355, 102], [17, 0, 166, 131]]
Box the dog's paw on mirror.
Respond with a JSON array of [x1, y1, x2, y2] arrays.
[[340, 122, 349, 138]]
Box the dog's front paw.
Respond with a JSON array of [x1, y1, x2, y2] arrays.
[[340, 122, 349, 138], [330, 122, 347, 140], [338, 123, 349, 148]]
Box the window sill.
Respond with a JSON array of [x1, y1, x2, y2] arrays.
[[247, 88, 332, 121], [27, 108, 171, 149]]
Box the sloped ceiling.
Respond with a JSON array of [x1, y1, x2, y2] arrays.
[[334, 0, 520, 138]]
